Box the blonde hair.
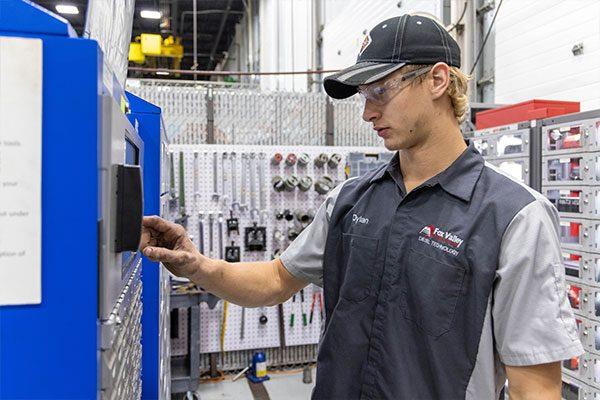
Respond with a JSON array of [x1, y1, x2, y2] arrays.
[[401, 64, 471, 123]]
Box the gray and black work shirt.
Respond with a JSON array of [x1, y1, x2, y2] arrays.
[[280, 142, 583, 400]]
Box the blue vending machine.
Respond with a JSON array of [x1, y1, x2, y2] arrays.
[[126, 92, 172, 400], [0, 1, 166, 399]]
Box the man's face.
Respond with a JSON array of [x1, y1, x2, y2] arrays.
[[360, 67, 431, 151]]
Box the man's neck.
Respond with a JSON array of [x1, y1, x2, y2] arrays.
[[399, 127, 467, 193]]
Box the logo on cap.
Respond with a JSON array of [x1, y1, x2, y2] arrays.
[[358, 33, 372, 57]]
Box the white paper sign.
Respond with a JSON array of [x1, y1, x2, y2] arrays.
[[0, 37, 43, 305]]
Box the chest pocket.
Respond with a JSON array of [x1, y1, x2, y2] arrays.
[[400, 247, 467, 338], [340, 233, 380, 302]]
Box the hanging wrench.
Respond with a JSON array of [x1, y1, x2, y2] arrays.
[[240, 154, 248, 211], [230, 152, 239, 210], [193, 151, 199, 210], [212, 152, 219, 201], [198, 212, 205, 254], [208, 213, 214, 258], [249, 153, 259, 221], [257, 153, 268, 224], [221, 152, 229, 208], [217, 212, 224, 260]]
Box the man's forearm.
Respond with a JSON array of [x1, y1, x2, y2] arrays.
[[189, 257, 297, 307], [506, 363, 561, 400]]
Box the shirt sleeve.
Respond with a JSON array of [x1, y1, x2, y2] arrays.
[[492, 196, 584, 366], [279, 179, 351, 287]]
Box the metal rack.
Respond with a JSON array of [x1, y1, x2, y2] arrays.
[[541, 110, 600, 399], [473, 110, 600, 399], [473, 120, 534, 187]]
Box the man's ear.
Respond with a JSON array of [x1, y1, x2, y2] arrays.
[[429, 62, 451, 100]]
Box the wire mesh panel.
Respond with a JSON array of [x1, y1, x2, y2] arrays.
[[332, 97, 382, 147], [276, 92, 327, 146], [127, 80, 209, 144], [213, 88, 278, 145], [213, 90, 328, 146], [127, 79, 383, 147]]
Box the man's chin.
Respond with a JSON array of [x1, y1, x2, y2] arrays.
[[382, 138, 406, 152]]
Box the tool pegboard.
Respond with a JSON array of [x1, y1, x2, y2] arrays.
[[167, 144, 387, 354]]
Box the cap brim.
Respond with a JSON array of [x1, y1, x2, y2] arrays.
[[323, 61, 407, 99]]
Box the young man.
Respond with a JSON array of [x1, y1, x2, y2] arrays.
[[141, 14, 583, 400]]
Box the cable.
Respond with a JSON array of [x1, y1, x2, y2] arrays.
[[469, 0, 504, 75], [447, 1, 468, 33]]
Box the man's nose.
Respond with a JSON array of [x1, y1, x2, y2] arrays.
[[362, 99, 382, 123]]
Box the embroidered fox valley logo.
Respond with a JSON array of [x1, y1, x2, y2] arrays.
[[418, 225, 464, 256]]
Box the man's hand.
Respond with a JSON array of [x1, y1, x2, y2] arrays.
[[139, 215, 205, 279], [139, 215, 306, 307]]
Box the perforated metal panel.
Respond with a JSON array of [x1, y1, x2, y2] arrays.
[[101, 260, 143, 400], [169, 144, 384, 354]]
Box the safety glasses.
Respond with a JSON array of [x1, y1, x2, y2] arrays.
[[357, 66, 432, 106]]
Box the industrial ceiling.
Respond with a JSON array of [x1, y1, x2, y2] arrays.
[[31, 0, 246, 80]]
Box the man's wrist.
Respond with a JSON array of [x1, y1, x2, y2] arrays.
[[188, 254, 220, 288]]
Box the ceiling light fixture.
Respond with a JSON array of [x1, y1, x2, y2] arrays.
[[55, 4, 79, 15], [141, 10, 162, 19], [156, 71, 170, 76]]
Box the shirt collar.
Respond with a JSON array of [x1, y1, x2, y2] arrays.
[[369, 141, 484, 202]]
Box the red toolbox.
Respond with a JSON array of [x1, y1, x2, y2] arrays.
[[475, 99, 580, 129]]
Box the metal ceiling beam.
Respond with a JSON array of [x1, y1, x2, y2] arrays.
[[207, 0, 233, 70], [179, 9, 243, 32]]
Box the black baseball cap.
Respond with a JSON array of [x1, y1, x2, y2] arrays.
[[324, 14, 461, 99]]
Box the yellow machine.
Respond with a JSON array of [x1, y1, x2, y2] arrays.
[[129, 34, 183, 72]]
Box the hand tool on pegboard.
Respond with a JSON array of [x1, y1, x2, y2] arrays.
[[230, 151, 239, 211], [240, 307, 246, 340], [259, 307, 268, 326], [221, 152, 230, 208], [297, 153, 310, 167], [217, 212, 224, 260], [314, 153, 329, 168], [168, 151, 178, 211], [315, 175, 334, 195], [309, 292, 317, 324], [258, 153, 268, 224], [175, 151, 189, 227], [278, 303, 286, 348], [193, 151, 199, 210], [309, 289, 324, 324], [212, 151, 219, 202], [300, 289, 307, 327], [298, 176, 313, 192], [226, 210, 239, 237], [249, 153, 259, 221], [272, 175, 285, 192], [328, 153, 342, 168], [285, 153, 297, 167], [244, 223, 267, 251], [220, 300, 229, 353], [271, 153, 283, 166], [208, 213, 214, 258], [240, 153, 248, 211], [198, 212, 205, 254], [289, 294, 296, 327], [285, 175, 300, 192]]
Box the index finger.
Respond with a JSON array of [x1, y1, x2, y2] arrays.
[[143, 215, 179, 233]]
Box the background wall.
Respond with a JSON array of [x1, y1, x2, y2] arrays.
[[494, 0, 600, 111], [224, 0, 444, 92]]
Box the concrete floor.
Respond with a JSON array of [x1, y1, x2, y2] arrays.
[[197, 367, 316, 400]]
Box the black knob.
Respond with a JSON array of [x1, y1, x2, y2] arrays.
[[259, 315, 268, 325]]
